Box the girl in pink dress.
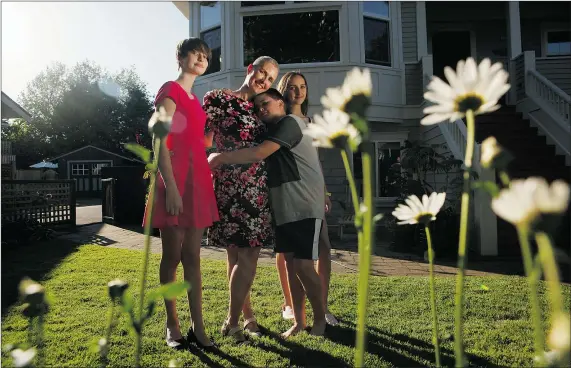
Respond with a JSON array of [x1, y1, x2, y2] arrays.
[[143, 38, 219, 350]]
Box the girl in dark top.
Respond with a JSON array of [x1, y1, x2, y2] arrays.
[[276, 71, 339, 327]]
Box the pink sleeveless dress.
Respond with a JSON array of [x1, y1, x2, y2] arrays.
[[143, 81, 219, 229]]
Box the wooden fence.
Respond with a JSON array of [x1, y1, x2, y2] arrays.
[[1, 180, 76, 226]]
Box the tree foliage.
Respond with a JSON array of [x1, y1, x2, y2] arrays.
[[10, 60, 154, 166]]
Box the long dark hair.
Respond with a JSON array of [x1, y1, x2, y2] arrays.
[[277, 71, 309, 116]]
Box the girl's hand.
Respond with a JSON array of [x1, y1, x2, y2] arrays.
[[325, 196, 332, 213], [165, 186, 183, 216]]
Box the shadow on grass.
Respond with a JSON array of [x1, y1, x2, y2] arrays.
[[332, 318, 501, 368], [187, 344, 249, 368], [1, 237, 82, 315], [256, 326, 350, 367]]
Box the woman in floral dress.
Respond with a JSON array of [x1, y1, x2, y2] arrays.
[[203, 56, 279, 343]]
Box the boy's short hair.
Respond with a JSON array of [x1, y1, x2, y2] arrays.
[[254, 88, 286, 115], [255, 88, 285, 104]]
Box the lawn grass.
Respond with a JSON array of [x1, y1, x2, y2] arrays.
[[2, 244, 570, 367]]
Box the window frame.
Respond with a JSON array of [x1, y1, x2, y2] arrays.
[[199, 1, 223, 75], [238, 1, 346, 68], [541, 26, 571, 57], [361, 1, 392, 67], [349, 131, 409, 200]]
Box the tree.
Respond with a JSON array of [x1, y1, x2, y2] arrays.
[[17, 60, 154, 159]]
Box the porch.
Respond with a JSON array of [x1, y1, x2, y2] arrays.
[[403, 1, 570, 256]]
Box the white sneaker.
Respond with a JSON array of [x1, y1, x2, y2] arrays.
[[282, 306, 295, 320], [325, 313, 339, 326]]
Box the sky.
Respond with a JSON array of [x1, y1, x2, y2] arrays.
[[2, 1, 189, 103]]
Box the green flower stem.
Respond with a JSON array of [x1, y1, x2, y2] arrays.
[[135, 137, 161, 368], [517, 225, 545, 363], [354, 143, 374, 368], [425, 225, 442, 367], [498, 170, 511, 188], [535, 232, 564, 314], [454, 109, 476, 367], [340, 149, 361, 219], [101, 303, 116, 366]]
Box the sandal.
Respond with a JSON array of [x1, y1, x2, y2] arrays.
[[221, 320, 247, 344], [243, 317, 262, 337], [165, 326, 186, 349]]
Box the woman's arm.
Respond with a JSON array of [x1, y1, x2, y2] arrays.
[[156, 98, 177, 190]]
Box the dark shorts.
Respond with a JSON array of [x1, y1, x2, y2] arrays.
[[275, 218, 322, 260]]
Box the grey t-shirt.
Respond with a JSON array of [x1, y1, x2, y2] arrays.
[[265, 114, 325, 226]]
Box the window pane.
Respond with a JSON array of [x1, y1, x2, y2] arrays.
[[201, 27, 222, 74], [363, 1, 389, 17], [547, 30, 571, 56], [200, 1, 221, 30], [378, 146, 401, 197], [241, 1, 285, 6], [243, 11, 340, 65], [364, 17, 391, 65]]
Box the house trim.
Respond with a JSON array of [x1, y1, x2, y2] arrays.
[[540, 22, 571, 57], [1, 92, 32, 121], [67, 160, 114, 180], [49, 145, 144, 163]]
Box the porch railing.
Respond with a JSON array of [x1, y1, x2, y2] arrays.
[[1, 140, 13, 155], [510, 50, 571, 157], [526, 69, 571, 130]]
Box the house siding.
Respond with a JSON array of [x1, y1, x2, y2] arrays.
[[401, 2, 417, 63], [56, 147, 141, 179], [536, 57, 571, 96], [405, 62, 422, 105]]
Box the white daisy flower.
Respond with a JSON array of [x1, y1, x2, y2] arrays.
[[533, 179, 570, 215], [108, 279, 129, 302], [480, 136, 502, 169], [548, 313, 570, 353], [19, 279, 45, 305], [492, 177, 570, 225], [392, 192, 447, 225], [321, 67, 372, 113], [11, 348, 36, 368], [305, 109, 362, 150], [148, 106, 172, 138], [491, 178, 542, 225], [421, 58, 510, 125]]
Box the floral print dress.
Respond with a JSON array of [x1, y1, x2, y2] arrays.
[[203, 89, 275, 248]]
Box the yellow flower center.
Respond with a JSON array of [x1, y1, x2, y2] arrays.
[[415, 213, 434, 225], [454, 93, 484, 113], [330, 131, 349, 149]]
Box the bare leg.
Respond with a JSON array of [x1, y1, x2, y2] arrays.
[[181, 227, 212, 346], [276, 253, 293, 309], [160, 227, 184, 338], [227, 250, 256, 324], [282, 253, 307, 338], [294, 258, 326, 336], [226, 247, 261, 328], [317, 218, 332, 314]]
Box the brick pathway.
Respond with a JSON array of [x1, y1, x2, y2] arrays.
[[56, 223, 527, 277]]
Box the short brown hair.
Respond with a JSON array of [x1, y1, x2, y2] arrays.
[[176, 38, 212, 68]]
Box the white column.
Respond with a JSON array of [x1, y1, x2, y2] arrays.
[[345, 2, 361, 63], [222, 1, 236, 71], [507, 1, 522, 60], [416, 2, 428, 60], [189, 2, 200, 38]]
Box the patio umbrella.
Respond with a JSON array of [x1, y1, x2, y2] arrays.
[[29, 161, 58, 169]]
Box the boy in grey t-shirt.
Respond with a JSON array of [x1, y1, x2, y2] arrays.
[[208, 88, 326, 338]]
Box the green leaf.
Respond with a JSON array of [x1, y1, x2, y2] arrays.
[[124, 143, 151, 163], [120, 293, 134, 313], [480, 284, 490, 291], [472, 181, 500, 198], [148, 281, 190, 302]]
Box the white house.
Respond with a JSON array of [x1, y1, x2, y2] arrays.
[[174, 1, 571, 257], [1, 91, 33, 179]]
